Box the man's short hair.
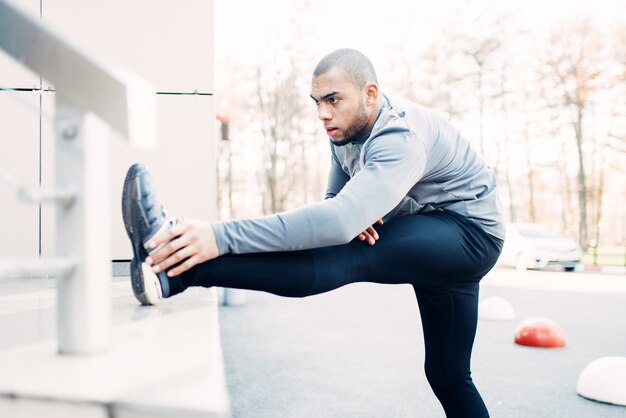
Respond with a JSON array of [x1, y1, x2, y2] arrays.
[[313, 48, 378, 89]]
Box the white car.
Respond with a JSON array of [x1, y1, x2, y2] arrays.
[[498, 223, 583, 272]]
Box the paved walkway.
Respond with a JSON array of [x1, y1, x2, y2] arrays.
[[218, 267, 626, 418]]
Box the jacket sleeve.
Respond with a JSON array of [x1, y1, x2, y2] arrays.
[[212, 127, 427, 255]]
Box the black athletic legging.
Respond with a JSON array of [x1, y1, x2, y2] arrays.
[[169, 210, 503, 418]]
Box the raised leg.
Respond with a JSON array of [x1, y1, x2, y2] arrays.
[[169, 211, 502, 299]]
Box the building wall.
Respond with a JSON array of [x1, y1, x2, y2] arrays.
[[0, 0, 215, 262]]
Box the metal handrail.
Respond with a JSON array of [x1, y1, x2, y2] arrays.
[[0, 0, 158, 355], [0, 0, 157, 148]]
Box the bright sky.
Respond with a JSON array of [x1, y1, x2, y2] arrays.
[[215, 0, 625, 78], [214, 0, 625, 157]]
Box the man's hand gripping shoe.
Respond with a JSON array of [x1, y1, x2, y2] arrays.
[[122, 164, 174, 305]]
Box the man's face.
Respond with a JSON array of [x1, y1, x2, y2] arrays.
[[310, 67, 370, 146]]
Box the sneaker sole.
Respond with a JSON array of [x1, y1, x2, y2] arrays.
[[130, 258, 163, 305], [122, 165, 170, 303]]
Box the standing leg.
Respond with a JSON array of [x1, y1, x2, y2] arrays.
[[413, 282, 489, 418]]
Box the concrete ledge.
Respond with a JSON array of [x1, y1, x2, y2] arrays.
[[0, 279, 229, 417]]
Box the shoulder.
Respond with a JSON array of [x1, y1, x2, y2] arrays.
[[362, 126, 423, 166], [363, 93, 422, 157], [369, 91, 441, 140]]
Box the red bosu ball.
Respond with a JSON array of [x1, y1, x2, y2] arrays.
[[514, 317, 566, 348]]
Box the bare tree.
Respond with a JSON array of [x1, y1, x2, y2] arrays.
[[589, 25, 626, 248], [456, 20, 506, 159], [253, 63, 304, 214], [493, 52, 536, 224], [249, 3, 319, 215], [214, 63, 250, 221], [385, 29, 468, 121], [608, 26, 626, 154], [522, 112, 537, 223], [539, 18, 606, 249]]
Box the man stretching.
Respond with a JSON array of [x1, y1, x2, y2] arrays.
[[122, 48, 504, 418]]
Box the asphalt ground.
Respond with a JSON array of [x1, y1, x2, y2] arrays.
[[217, 267, 626, 418]]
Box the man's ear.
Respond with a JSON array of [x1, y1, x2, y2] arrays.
[[364, 82, 379, 106]]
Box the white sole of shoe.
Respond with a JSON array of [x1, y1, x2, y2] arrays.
[[141, 261, 163, 305]]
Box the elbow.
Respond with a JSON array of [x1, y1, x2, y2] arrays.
[[316, 199, 369, 245], [332, 223, 358, 245]]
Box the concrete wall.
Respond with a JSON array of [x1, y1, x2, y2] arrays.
[[0, 0, 215, 261]]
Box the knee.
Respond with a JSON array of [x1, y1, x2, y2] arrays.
[[424, 361, 471, 397]]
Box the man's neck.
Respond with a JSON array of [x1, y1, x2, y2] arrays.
[[364, 98, 382, 132], [350, 101, 383, 145]]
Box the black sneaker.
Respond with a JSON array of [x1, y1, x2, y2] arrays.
[[122, 163, 172, 305]]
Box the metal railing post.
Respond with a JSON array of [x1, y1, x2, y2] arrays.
[[0, 0, 156, 355], [55, 95, 112, 355]]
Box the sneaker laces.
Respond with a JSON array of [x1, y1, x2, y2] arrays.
[[163, 207, 182, 228], [147, 202, 179, 228]]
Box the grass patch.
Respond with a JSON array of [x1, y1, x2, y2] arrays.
[[584, 246, 626, 266]]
